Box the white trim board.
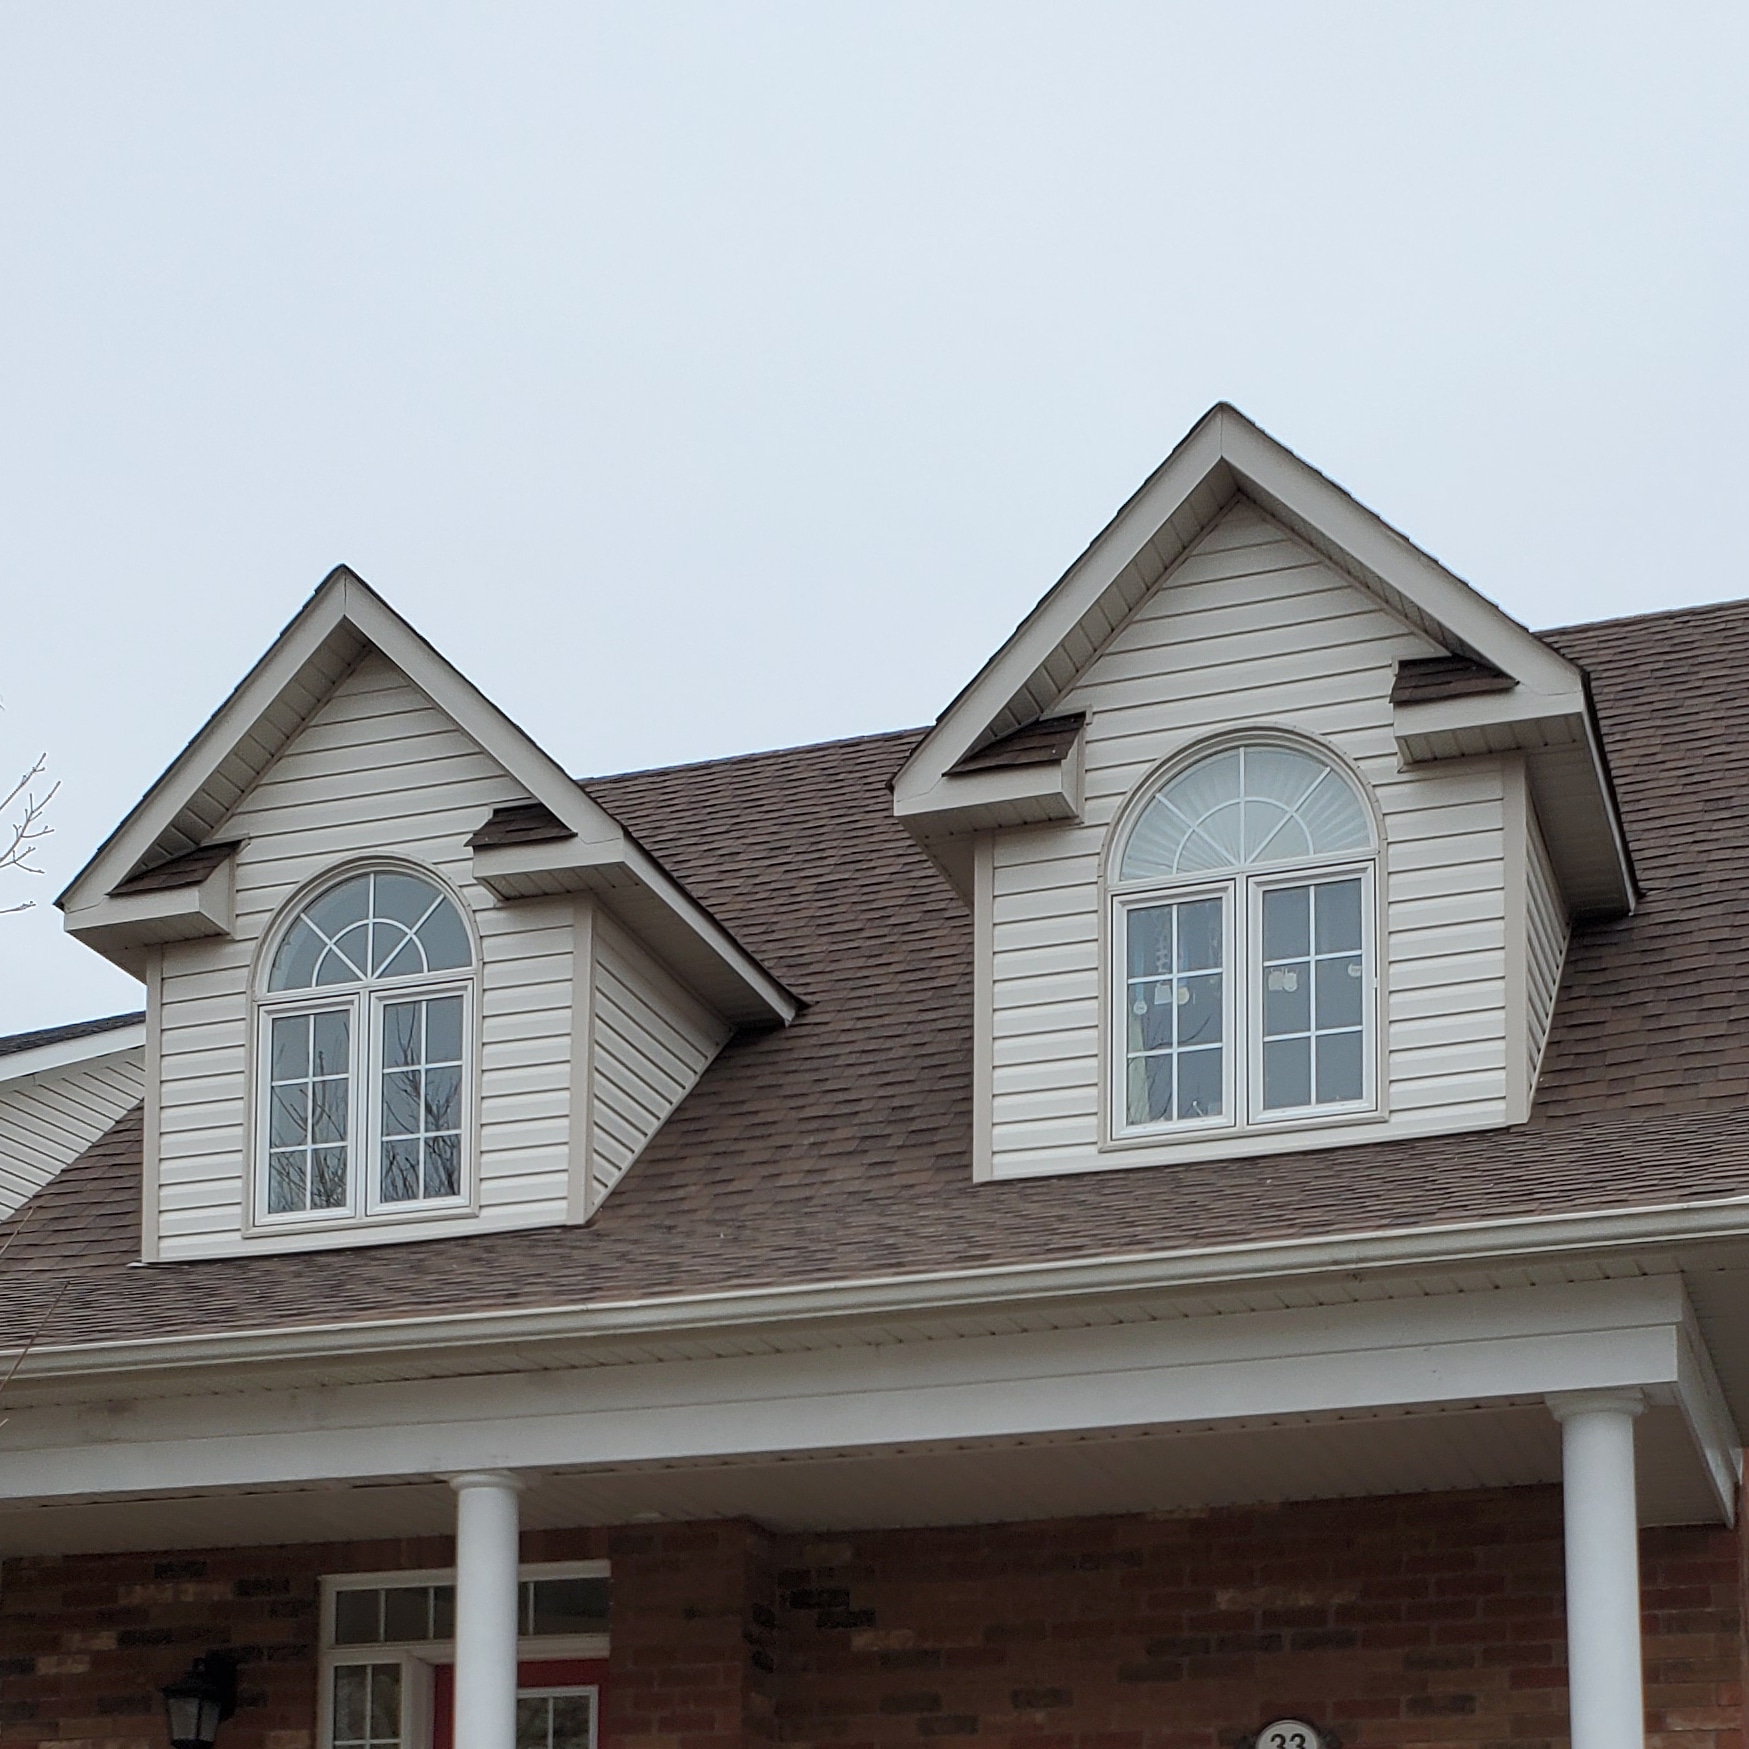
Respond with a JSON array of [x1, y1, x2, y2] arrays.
[[1, 1275, 1735, 1526], [16, 1182, 1749, 1388], [893, 405, 1632, 918], [0, 1024, 145, 1090]]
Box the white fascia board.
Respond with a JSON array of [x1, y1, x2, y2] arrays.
[[891, 756, 1084, 830], [894, 415, 1232, 811], [0, 1025, 146, 1091], [0, 1276, 1724, 1517], [58, 582, 366, 916], [57, 570, 794, 1029], [1217, 416, 1581, 699], [472, 834, 796, 1028], [16, 1182, 1749, 1388], [62, 857, 237, 966], [897, 405, 1588, 810], [1675, 1308, 1744, 1521]]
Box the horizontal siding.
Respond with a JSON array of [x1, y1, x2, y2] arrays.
[[1525, 806, 1570, 1093], [591, 915, 730, 1207], [989, 499, 1510, 1179], [0, 1054, 146, 1217], [154, 651, 578, 1258]]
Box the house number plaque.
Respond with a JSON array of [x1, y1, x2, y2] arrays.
[[1257, 1724, 1323, 1749]]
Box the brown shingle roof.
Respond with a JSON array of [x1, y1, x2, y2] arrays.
[[9, 600, 1749, 1348], [0, 1011, 144, 1060]]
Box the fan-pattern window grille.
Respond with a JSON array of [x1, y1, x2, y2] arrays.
[[257, 869, 474, 1223], [1120, 743, 1372, 882], [1113, 742, 1378, 1135]]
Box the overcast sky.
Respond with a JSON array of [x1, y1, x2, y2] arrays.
[[1, 2, 1744, 1033]]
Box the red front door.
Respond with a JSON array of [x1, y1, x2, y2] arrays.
[[431, 1659, 606, 1749]]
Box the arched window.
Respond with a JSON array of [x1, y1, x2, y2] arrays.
[[1111, 742, 1378, 1136], [257, 869, 474, 1222]]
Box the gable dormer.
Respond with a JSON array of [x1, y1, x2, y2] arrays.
[[895, 406, 1632, 1180], [59, 569, 795, 1260]]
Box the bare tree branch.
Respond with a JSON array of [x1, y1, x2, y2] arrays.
[[0, 755, 57, 914]]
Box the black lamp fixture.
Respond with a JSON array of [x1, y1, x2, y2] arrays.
[[161, 1651, 238, 1749]]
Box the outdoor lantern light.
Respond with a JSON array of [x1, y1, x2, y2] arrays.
[[160, 1652, 237, 1748]]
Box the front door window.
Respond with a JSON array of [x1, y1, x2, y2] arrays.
[[431, 1661, 603, 1749], [517, 1686, 595, 1749]]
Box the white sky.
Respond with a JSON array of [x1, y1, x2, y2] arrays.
[[1, 2, 1744, 1034]]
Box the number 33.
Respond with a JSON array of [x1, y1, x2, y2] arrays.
[[1260, 1723, 1319, 1749]]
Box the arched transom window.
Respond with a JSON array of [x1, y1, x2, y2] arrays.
[[258, 869, 474, 1223], [1112, 743, 1378, 1137]]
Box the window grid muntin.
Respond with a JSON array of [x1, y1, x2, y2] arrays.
[[266, 1006, 353, 1216], [1117, 742, 1373, 885], [1251, 868, 1373, 1120], [331, 1662, 402, 1749], [324, 1564, 611, 1649], [269, 870, 471, 993], [1111, 860, 1379, 1141], [517, 1688, 597, 1749], [372, 988, 469, 1208], [255, 867, 477, 1229], [1119, 886, 1232, 1130], [319, 1564, 610, 1747]]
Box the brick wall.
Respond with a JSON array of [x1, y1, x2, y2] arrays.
[[0, 1522, 762, 1749], [770, 1488, 1745, 1749], [0, 1490, 1741, 1748]]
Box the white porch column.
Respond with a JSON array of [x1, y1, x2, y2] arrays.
[[451, 1469, 525, 1749], [1548, 1390, 1646, 1749]]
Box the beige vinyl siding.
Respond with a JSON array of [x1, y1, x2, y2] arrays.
[[1525, 805, 1569, 1091], [989, 499, 1513, 1179], [591, 913, 730, 1207], [0, 1053, 146, 1218], [153, 651, 577, 1257]]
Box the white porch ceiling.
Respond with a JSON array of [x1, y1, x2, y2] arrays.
[[0, 1399, 1713, 1560]]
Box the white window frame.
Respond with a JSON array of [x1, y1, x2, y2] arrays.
[[1109, 853, 1382, 1145], [251, 867, 479, 1234], [1111, 882, 1236, 1136], [318, 1561, 610, 1749], [1243, 860, 1378, 1127], [253, 991, 367, 1224], [516, 1686, 599, 1749], [361, 980, 475, 1219]]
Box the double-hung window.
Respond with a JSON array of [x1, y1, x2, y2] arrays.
[[256, 868, 475, 1225], [1111, 741, 1379, 1138]]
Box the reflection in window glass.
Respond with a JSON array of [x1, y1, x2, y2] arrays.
[[524, 1575, 612, 1637], [266, 1008, 350, 1214], [1124, 896, 1224, 1125], [332, 1664, 401, 1748], [269, 871, 470, 991], [517, 1691, 596, 1749], [379, 994, 465, 1203], [1260, 877, 1365, 1111]]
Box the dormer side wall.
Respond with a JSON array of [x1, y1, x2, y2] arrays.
[[980, 500, 1525, 1180], [589, 909, 732, 1211]]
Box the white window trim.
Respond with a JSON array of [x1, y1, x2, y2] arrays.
[[1243, 860, 1379, 1127], [252, 990, 367, 1225], [1107, 849, 1385, 1147], [1111, 882, 1236, 1138], [361, 979, 475, 1219], [248, 870, 482, 1237], [318, 1562, 610, 1749]]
